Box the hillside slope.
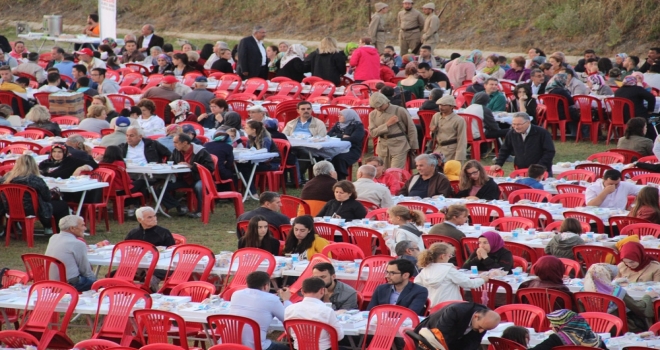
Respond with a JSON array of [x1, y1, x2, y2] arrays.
[[2, 0, 659, 56]]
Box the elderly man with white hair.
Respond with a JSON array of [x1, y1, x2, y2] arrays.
[[399, 154, 452, 198], [119, 125, 171, 164], [300, 161, 338, 215], [44, 215, 97, 291], [354, 164, 393, 208]]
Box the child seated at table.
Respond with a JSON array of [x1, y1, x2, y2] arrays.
[[514, 164, 545, 190]]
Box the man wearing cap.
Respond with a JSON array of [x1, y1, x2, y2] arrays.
[[368, 3, 389, 54], [91, 68, 120, 94], [368, 92, 419, 169], [120, 40, 146, 64], [398, 0, 425, 55], [137, 24, 165, 54], [183, 76, 215, 113], [142, 75, 182, 101], [181, 124, 203, 145], [12, 52, 46, 83], [101, 116, 132, 147], [75, 48, 106, 71], [429, 95, 467, 162], [238, 26, 268, 79], [204, 41, 230, 70], [247, 105, 273, 124], [421, 3, 440, 49]]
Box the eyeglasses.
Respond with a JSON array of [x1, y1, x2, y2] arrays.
[[385, 271, 401, 275], [409, 247, 420, 251], [467, 170, 480, 176], [511, 121, 529, 127]]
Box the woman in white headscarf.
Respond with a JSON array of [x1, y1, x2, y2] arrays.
[[276, 44, 309, 82], [327, 109, 365, 180], [168, 100, 196, 123]]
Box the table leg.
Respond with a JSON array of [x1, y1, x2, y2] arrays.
[[75, 190, 88, 216], [234, 162, 258, 202], [142, 174, 159, 202], [154, 174, 173, 218], [0, 309, 11, 329]]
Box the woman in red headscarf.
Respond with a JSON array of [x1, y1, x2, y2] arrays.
[[461, 231, 513, 272], [520, 256, 571, 295], [617, 242, 660, 282]]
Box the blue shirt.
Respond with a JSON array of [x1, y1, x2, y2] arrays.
[[515, 177, 544, 190], [389, 286, 401, 305], [293, 119, 312, 136], [53, 61, 75, 78]]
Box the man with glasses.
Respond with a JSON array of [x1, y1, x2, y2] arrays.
[[90, 68, 119, 94], [283, 101, 327, 180], [527, 68, 546, 96], [246, 105, 273, 123], [367, 259, 428, 315], [394, 240, 421, 276], [490, 112, 555, 177]]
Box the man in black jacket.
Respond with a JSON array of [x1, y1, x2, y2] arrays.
[[159, 133, 215, 218], [490, 112, 556, 177], [119, 126, 171, 164], [137, 24, 165, 55], [573, 49, 598, 73], [413, 302, 500, 350], [237, 25, 268, 79]]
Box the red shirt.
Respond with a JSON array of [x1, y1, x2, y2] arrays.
[[375, 172, 402, 195], [182, 146, 195, 183], [102, 160, 131, 191]]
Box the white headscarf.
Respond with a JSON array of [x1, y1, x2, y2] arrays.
[[280, 44, 307, 68]]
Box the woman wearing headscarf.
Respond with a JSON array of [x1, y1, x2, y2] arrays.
[[344, 42, 358, 59], [545, 73, 579, 122], [445, 51, 477, 88], [38, 142, 99, 180], [461, 231, 513, 272], [151, 54, 174, 75], [169, 100, 196, 123], [587, 74, 613, 95], [617, 241, 660, 282], [632, 72, 652, 91], [466, 73, 488, 93], [615, 53, 628, 69], [219, 111, 246, 138], [276, 44, 309, 82], [528, 309, 605, 350], [520, 256, 571, 295], [443, 160, 460, 181], [327, 109, 365, 181], [606, 234, 639, 264], [615, 75, 656, 121], [468, 50, 486, 70], [583, 263, 657, 332]]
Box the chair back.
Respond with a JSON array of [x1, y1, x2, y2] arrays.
[[563, 211, 605, 236], [397, 201, 438, 214], [356, 255, 394, 301], [586, 152, 625, 165], [364, 305, 420, 350], [134, 310, 189, 348], [224, 248, 276, 290], [161, 244, 215, 292], [321, 243, 365, 260], [92, 286, 152, 345], [346, 226, 390, 257], [619, 223, 660, 238], [497, 183, 531, 200], [21, 253, 66, 283], [206, 315, 263, 350], [314, 222, 349, 242], [555, 184, 587, 194], [538, 94, 569, 122], [574, 292, 627, 333], [284, 319, 339, 350], [494, 304, 546, 332], [604, 97, 635, 125], [555, 169, 597, 182], [170, 281, 216, 302], [548, 193, 585, 208], [108, 240, 159, 289], [21, 281, 79, 333], [490, 217, 535, 231], [580, 311, 624, 336], [488, 337, 527, 350], [73, 339, 120, 350], [575, 163, 612, 178], [508, 189, 552, 204], [470, 279, 513, 309]]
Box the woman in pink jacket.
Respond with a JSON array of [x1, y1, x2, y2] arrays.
[[349, 37, 381, 82]]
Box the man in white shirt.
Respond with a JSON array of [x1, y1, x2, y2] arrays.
[[229, 271, 292, 350], [37, 72, 63, 93], [75, 48, 106, 71], [91, 68, 120, 94], [120, 125, 171, 164], [354, 164, 393, 208], [137, 24, 165, 54], [527, 68, 546, 96], [586, 169, 642, 209], [203, 41, 230, 70], [284, 277, 345, 350]]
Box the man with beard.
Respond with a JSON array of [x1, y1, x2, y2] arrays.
[[311, 262, 359, 310]]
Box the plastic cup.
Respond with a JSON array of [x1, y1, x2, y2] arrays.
[[474, 224, 481, 230], [471, 266, 478, 275], [323, 216, 331, 222]]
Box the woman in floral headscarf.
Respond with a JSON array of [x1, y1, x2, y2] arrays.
[[102, 37, 120, 55], [276, 44, 308, 82], [169, 100, 196, 123], [587, 74, 613, 95], [582, 263, 657, 332], [615, 75, 656, 120], [466, 72, 489, 93], [528, 309, 605, 350], [545, 73, 578, 121], [467, 49, 486, 70], [615, 53, 628, 69]]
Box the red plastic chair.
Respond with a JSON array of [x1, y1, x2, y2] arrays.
[[620, 223, 660, 238], [416, 110, 436, 152], [356, 255, 394, 307], [510, 205, 553, 230], [609, 148, 643, 163], [140, 345, 186, 350], [490, 217, 535, 231], [107, 94, 136, 112], [0, 125, 15, 135], [0, 330, 40, 348], [33, 92, 51, 108], [549, 193, 585, 208], [573, 95, 603, 144], [470, 279, 513, 309], [21, 253, 66, 283], [219, 285, 247, 300], [365, 208, 389, 221], [555, 184, 587, 194], [108, 240, 159, 291], [563, 211, 605, 235], [19, 281, 78, 349], [99, 164, 146, 224], [622, 167, 653, 179], [555, 169, 597, 182], [133, 310, 190, 348], [574, 292, 627, 333], [0, 91, 25, 117], [1, 185, 45, 247], [306, 80, 336, 100], [495, 304, 546, 332], [120, 72, 145, 87], [538, 94, 570, 142], [427, 300, 467, 315], [488, 337, 527, 350], [223, 248, 276, 291], [421, 235, 463, 266], [227, 99, 254, 121], [91, 286, 153, 347], [604, 97, 635, 145], [639, 155, 659, 163], [314, 222, 349, 242], [159, 244, 215, 293], [508, 189, 552, 204], [284, 319, 339, 350], [9, 141, 43, 153], [362, 305, 420, 350], [513, 255, 529, 271], [73, 339, 120, 350], [243, 78, 268, 100], [504, 241, 539, 264], [632, 173, 660, 185], [1, 269, 28, 288], [206, 315, 263, 350], [197, 164, 244, 223], [575, 163, 612, 179], [15, 129, 46, 140], [357, 199, 380, 212], [209, 345, 251, 350], [587, 152, 625, 165], [275, 80, 302, 99], [170, 281, 215, 301], [61, 130, 102, 138], [426, 213, 445, 225], [118, 86, 142, 94], [75, 168, 115, 235], [397, 201, 438, 214], [215, 74, 243, 94], [321, 243, 365, 260], [333, 96, 360, 106], [483, 166, 504, 177], [461, 237, 479, 259], [573, 245, 619, 269], [580, 311, 624, 336], [458, 113, 499, 161], [91, 278, 136, 291], [347, 226, 390, 257], [608, 216, 650, 234], [182, 72, 203, 87], [319, 105, 346, 129], [497, 183, 531, 200], [147, 97, 171, 122], [530, 257, 581, 278], [465, 203, 505, 226]]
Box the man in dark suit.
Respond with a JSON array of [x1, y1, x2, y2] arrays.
[[237, 25, 268, 79], [366, 259, 428, 315], [526, 68, 546, 96], [490, 112, 556, 177], [413, 302, 500, 350], [137, 24, 165, 55]]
